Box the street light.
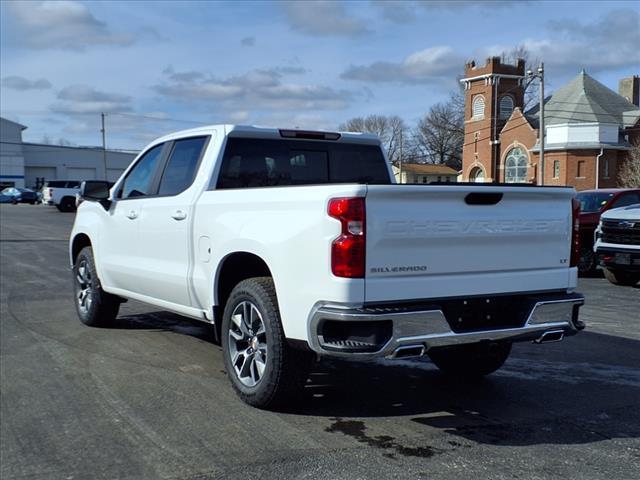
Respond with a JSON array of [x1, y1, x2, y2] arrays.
[[527, 63, 545, 186]]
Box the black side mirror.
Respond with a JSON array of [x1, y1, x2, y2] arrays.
[[80, 180, 111, 210]]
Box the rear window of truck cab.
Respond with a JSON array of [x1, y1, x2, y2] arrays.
[[216, 138, 391, 189]]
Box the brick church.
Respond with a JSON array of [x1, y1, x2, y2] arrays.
[[460, 57, 640, 190]]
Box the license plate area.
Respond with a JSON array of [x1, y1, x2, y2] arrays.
[[615, 253, 631, 265]]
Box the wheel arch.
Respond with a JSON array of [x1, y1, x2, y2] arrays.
[[215, 251, 273, 311], [70, 233, 92, 266]]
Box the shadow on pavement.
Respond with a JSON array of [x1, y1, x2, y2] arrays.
[[110, 311, 640, 447]]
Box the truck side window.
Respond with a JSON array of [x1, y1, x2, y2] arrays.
[[119, 144, 164, 199], [158, 137, 207, 196]]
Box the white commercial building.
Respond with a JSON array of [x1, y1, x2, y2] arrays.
[[0, 117, 137, 189]]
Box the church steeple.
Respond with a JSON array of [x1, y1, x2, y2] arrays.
[[460, 56, 525, 182]]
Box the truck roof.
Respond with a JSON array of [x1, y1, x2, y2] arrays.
[[152, 124, 382, 146]]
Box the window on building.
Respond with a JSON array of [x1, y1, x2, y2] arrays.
[[603, 158, 610, 178], [553, 160, 560, 179], [437, 176, 442, 182], [470, 166, 485, 183], [472, 95, 485, 119], [499, 96, 515, 119], [577, 160, 585, 178], [505, 147, 528, 183], [422, 176, 428, 183]]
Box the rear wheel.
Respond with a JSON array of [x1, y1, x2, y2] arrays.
[[221, 277, 312, 409], [73, 247, 120, 327], [603, 268, 640, 286], [59, 196, 76, 212], [428, 342, 512, 377]]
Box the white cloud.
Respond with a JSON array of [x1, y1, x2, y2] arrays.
[[240, 36, 255, 47], [281, 1, 368, 36], [155, 67, 353, 111], [480, 9, 640, 75], [341, 46, 463, 83], [2, 76, 51, 90], [52, 85, 132, 113], [6, 1, 135, 50]]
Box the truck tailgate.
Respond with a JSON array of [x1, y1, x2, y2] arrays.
[[365, 185, 576, 302]]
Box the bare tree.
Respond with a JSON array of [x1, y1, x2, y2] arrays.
[[502, 44, 540, 111], [412, 93, 464, 169], [339, 114, 408, 164], [618, 140, 640, 188]]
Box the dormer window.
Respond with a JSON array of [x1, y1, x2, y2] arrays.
[[499, 95, 514, 119], [472, 95, 485, 119]]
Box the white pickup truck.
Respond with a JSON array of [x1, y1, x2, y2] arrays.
[[70, 125, 585, 408], [43, 180, 82, 212], [594, 204, 640, 286]]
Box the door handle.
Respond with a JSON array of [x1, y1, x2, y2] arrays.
[[126, 211, 138, 220], [171, 210, 187, 221]]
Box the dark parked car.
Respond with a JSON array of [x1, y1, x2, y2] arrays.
[[575, 188, 640, 274], [0, 187, 39, 205]]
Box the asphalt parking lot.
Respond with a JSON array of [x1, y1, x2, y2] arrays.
[[1, 204, 639, 480]]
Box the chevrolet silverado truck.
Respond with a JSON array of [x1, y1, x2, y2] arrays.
[[43, 180, 82, 212], [594, 203, 640, 286], [69, 125, 585, 408]]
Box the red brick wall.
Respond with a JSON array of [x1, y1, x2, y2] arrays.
[[462, 57, 525, 181], [498, 108, 538, 183]]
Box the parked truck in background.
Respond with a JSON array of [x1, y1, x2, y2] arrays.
[[69, 125, 585, 409], [594, 204, 640, 286], [575, 188, 640, 274], [43, 180, 81, 212]]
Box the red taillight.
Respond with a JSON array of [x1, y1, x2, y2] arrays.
[[570, 198, 580, 267], [328, 197, 365, 278]]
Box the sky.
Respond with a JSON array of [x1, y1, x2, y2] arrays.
[[1, 0, 639, 151]]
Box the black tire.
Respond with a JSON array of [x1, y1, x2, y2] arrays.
[[578, 246, 597, 275], [428, 342, 512, 377], [59, 196, 76, 212], [73, 247, 120, 327], [221, 277, 312, 409], [603, 268, 640, 286], [11, 198, 17, 205]]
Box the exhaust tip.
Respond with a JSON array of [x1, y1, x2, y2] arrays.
[[534, 330, 564, 344], [390, 345, 425, 359]]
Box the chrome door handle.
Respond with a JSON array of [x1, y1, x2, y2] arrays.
[[171, 210, 187, 221], [126, 211, 138, 220]]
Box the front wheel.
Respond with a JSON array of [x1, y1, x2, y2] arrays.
[[428, 342, 512, 377], [73, 247, 120, 327], [221, 277, 312, 409], [603, 268, 640, 286], [578, 246, 596, 275]]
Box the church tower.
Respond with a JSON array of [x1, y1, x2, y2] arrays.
[[461, 57, 525, 182]]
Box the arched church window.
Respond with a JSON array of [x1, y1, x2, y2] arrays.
[[470, 166, 485, 183], [499, 95, 514, 119], [472, 95, 485, 119], [505, 147, 528, 183]]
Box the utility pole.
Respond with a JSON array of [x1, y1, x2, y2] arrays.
[[101, 112, 107, 180], [538, 63, 545, 186], [398, 129, 403, 184]]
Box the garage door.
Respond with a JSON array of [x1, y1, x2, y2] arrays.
[[25, 167, 56, 188], [66, 168, 97, 181]]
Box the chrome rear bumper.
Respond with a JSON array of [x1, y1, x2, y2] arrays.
[[308, 293, 584, 359]]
